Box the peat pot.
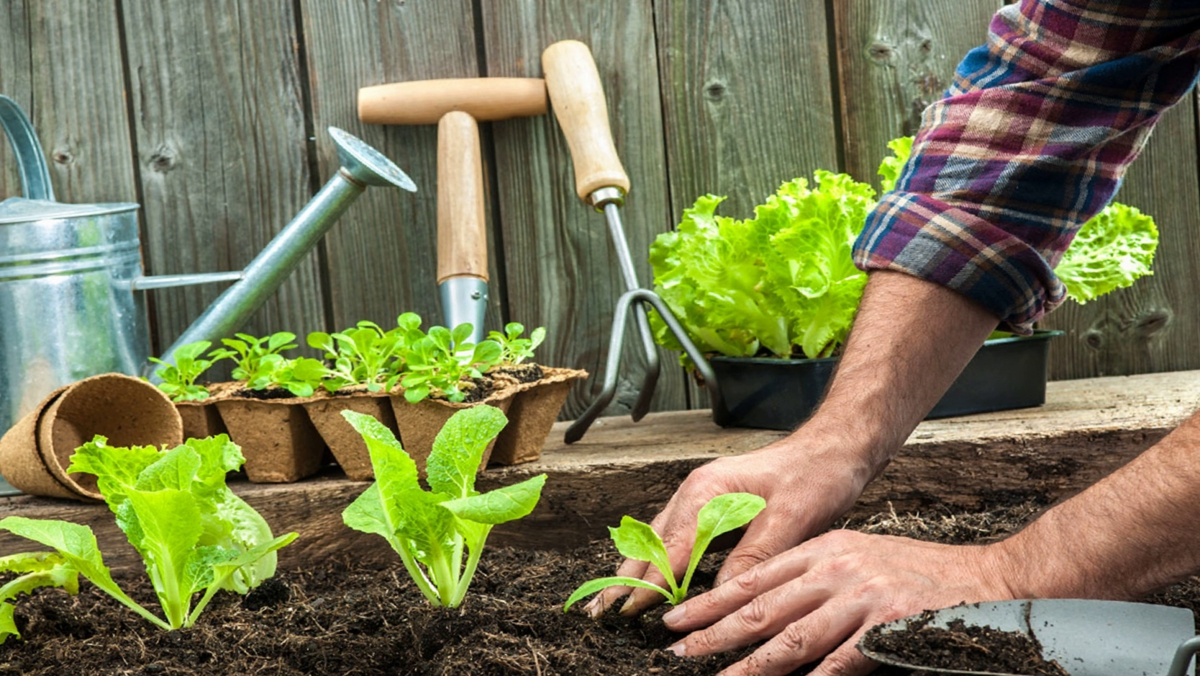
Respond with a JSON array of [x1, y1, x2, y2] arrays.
[[710, 330, 1064, 431]]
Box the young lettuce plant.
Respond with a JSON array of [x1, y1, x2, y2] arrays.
[[400, 323, 503, 403], [209, 332, 299, 390], [341, 407, 545, 607], [487, 322, 547, 365], [263, 356, 327, 398], [0, 436, 297, 631], [308, 320, 404, 393], [564, 492, 766, 611], [0, 552, 80, 643], [148, 340, 217, 402]]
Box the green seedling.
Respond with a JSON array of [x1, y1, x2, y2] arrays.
[[148, 340, 217, 402], [564, 492, 766, 611], [309, 320, 405, 393], [263, 356, 326, 398], [0, 552, 80, 644], [487, 322, 547, 365], [341, 407, 546, 608], [209, 332, 298, 389], [0, 436, 296, 633], [399, 323, 503, 404]]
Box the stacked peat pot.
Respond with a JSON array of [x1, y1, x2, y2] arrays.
[[151, 322, 585, 484]]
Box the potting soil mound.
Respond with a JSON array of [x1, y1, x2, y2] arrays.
[[860, 613, 1070, 676], [0, 498, 1196, 675]]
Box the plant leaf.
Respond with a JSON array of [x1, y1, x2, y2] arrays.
[[441, 474, 546, 525], [608, 516, 676, 591], [1056, 202, 1159, 303], [425, 406, 508, 499], [687, 493, 766, 588], [563, 576, 673, 611]]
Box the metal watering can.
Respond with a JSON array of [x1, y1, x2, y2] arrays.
[[0, 95, 416, 434]]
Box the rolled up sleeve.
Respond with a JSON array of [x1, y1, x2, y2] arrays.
[[852, 0, 1200, 332]]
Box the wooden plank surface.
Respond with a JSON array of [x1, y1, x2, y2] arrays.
[[301, 0, 506, 335], [2, 369, 1194, 571], [0, 1, 136, 207], [832, 0, 1001, 188], [122, 0, 325, 359], [480, 0, 689, 418], [1040, 99, 1200, 379]]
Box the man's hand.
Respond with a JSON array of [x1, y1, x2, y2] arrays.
[[584, 431, 876, 617], [661, 530, 1017, 676]]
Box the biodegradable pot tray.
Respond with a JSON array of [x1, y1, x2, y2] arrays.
[[389, 390, 515, 474], [302, 392, 399, 481], [490, 366, 588, 465], [214, 395, 326, 483], [710, 330, 1064, 431]]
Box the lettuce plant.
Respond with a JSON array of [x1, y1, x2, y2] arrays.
[[209, 332, 299, 390], [308, 320, 405, 393], [565, 492, 766, 611], [0, 436, 296, 631], [341, 407, 546, 607], [0, 552, 79, 643], [487, 322, 547, 365], [148, 340, 217, 402], [649, 172, 873, 361], [399, 323, 503, 403], [263, 356, 327, 398]]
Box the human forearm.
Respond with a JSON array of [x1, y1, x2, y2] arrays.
[[795, 269, 999, 482], [991, 408, 1200, 600]]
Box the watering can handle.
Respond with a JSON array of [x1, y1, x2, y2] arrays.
[[0, 95, 54, 201]]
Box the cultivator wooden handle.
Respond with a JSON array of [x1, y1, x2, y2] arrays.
[[437, 111, 487, 284], [358, 78, 547, 125], [542, 40, 631, 203]]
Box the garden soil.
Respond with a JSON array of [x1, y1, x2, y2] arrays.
[[2, 496, 1198, 675]]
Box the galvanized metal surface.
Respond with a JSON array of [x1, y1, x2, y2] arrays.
[[439, 276, 489, 344]]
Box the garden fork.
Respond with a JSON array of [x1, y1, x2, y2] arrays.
[[542, 40, 725, 443]]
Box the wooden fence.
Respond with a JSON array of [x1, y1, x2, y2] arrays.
[[2, 0, 1197, 421]]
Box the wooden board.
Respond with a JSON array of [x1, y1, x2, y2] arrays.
[[479, 0, 689, 418], [300, 0, 506, 335], [1041, 99, 1200, 379], [2, 369, 1195, 571], [832, 0, 1001, 188], [121, 0, 326, 359]]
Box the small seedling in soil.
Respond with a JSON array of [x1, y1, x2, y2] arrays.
[[399, 323, 503, 403], [262, 356, 327, 398], [0, 552, 79, 643], [209, 332, 299, 390], [564, 492, 766, 610], [0, 436, 297, 634], [487, 322, 547, 366], [308, 319, 405, 393], [148, 340, 217, 402], [340, 407, 546, 607]]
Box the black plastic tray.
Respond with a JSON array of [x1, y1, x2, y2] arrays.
[[709, 330, 1063, 431]]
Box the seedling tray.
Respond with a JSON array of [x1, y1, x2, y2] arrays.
[[710, 330, 1064, 431]]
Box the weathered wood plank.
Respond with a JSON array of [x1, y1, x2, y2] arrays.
[[300, 0, 506, 335], [2, 369, 1194, 571], [121, 1, 325, 360], [654, 0, 842, 408], [480, 0, 689, 418], [0, 1, 136, 207], [832, 0, 1001, 188], [1041, 100, 1200, 378]]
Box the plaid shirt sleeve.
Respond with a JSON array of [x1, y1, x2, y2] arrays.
[[852, 0, 1200, 333]]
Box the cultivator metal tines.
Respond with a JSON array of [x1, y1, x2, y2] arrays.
[[541, 40, 726, 444]]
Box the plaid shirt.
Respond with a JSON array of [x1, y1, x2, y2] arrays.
[[852, 0, 1200, 333]]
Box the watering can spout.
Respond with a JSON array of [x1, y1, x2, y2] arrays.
[[150, 127, 415, 378]]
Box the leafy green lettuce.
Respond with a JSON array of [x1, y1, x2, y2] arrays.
[[649, 171, 873, 361]]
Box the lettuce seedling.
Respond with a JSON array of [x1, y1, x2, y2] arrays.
[[309, 320, 405, 393], [0, 552, 80, 643], [341, 407, 545, 607], [564, 492, 766, 611], [209, 332, 298, 389], [0, 436, 296, 631], [399, 323, 503, 403], [148, 340, 217, 402], [487, 322, 547, 365], [262, 356, 327, 398]]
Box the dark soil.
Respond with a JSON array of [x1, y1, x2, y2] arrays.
[[1, 498, 1195, 675], [492, 363, 545, 384], [232, 386, 297, 401], [860, 613, 1070, 676]]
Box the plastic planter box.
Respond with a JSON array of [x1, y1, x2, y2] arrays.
[[709, 330, 1064, 431]]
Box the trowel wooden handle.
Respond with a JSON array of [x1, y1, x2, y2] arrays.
[[542, 40, 630, 203], [359, 78, 547, 125], [437, 111, 488, 283]]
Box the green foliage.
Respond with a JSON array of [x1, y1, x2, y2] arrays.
[[877, 136, 914, 193], [1056, 203, 1159, 303], [209, 332, 298, 389], [399, 323, 504, 404], [0, 436, 296, 632], [263, 357, 327, 398], [0, 552, 80, 644], [564, 493, 766, 611], [308, 320, 406, 393], [147, 341, 216, 402], [341, 407, 546, 608], [649, 171, 873, 361], [487, 323, 547, 366]]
